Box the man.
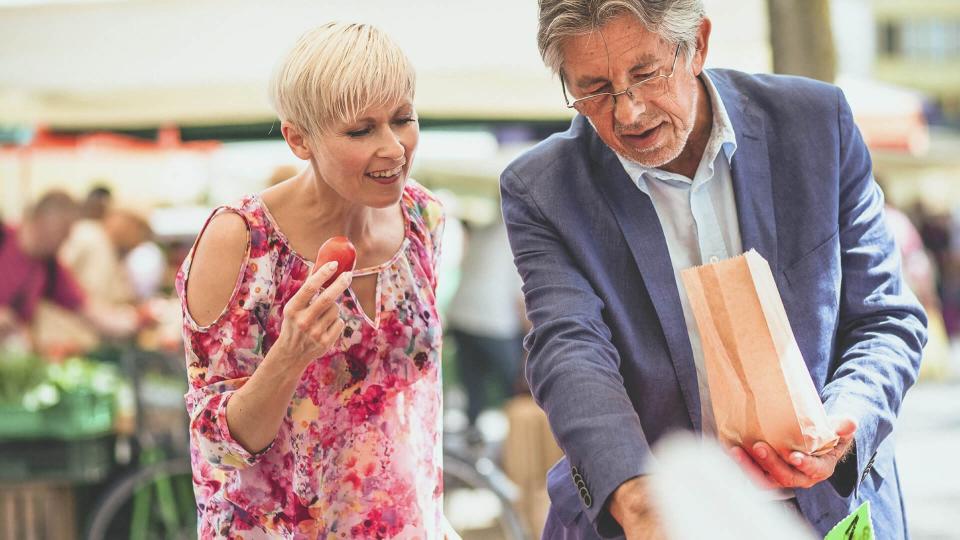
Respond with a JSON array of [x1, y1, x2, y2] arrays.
[[500, 1, 926, 539], [0, 191, 138, 350]]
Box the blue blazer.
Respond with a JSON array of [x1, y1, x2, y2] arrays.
[[500, 69, 927, 539]]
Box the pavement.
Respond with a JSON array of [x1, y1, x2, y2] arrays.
[[897, 380, 960, 540]]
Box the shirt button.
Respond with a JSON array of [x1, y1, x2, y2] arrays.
[[709, 256, 720, 264]]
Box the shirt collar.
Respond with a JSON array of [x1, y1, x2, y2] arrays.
[[616, 70, 738, 190]]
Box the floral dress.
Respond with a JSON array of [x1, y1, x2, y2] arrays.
[[176, 181, 445, 539]]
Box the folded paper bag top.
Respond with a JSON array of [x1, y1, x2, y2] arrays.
[[680, 249, 839, 456]]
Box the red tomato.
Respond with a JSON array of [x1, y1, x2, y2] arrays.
[[314, 236, 357, 288]]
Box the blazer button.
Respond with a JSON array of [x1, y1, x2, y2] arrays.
[[582, 492, 593, 508]]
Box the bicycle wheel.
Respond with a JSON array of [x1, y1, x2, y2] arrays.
[[444, 452, 529, 540], [85, 457, 196, 540]]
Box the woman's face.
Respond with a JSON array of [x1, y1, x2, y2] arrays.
[[309, 98, 419, 208]]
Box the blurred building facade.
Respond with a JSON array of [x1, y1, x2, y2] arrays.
[[836, 0, 960, 126], [874, 0, 960, 126]]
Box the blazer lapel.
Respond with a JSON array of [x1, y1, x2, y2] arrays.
[[587, 129, 702, 431], [712, 70, 779, 269]]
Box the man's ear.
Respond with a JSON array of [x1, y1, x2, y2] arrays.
[[281, 121, 313, 161], [691, 17, 712, 76]]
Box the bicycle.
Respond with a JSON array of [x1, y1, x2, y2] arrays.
[[85, 346, 196, 540], [442, 428, 530, 540]]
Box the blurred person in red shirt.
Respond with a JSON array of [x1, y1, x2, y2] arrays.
[[0, 190, 138, 353]]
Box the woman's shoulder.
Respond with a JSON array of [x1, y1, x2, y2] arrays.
[[177, 194, 276, 329], [196, 195, 277, 255], [403, 179, 444, 235]]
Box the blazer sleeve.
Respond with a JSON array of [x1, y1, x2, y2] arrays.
[[501, 167, 652, 537], [820, 87, 928, 496]]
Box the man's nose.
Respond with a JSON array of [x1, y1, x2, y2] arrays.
[[612, 89, 647, 126]]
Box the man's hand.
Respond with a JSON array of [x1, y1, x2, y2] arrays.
[[731, 416, 857, 490], [609, 476, 667, 540]]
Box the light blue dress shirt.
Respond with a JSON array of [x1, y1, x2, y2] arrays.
[[616, 71, 742, 436]]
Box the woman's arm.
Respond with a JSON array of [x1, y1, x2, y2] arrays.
[[185, 212, 350, 457]]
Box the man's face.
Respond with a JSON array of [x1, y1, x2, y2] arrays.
[[561, 14, 709, 168]]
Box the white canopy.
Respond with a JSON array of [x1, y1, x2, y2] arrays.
[[0, 0, 770, 128]]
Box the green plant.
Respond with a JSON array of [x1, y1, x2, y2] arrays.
[[0, 354, 123, 410]]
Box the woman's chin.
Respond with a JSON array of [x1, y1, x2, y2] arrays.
[[361, 180, 406, 208]]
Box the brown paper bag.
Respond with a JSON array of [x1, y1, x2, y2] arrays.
[[680, 249, 838, 456]]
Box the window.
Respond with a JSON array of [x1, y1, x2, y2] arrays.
[[883, 18, 960, 60], [880, 21, 901, 56]]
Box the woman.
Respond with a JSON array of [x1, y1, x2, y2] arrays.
[[178, 23, 449, 538]]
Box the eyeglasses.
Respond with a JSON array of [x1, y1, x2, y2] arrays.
[[560, 44, 682, 115]]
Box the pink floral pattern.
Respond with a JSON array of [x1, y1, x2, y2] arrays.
[[176, 181, 445, 539]]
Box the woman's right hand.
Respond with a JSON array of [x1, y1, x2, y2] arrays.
[[274, 261, 352, 367]]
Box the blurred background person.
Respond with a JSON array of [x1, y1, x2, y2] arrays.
[[60, 185, 132, 307], [104, 208, 166, 302], [884, 195, 952, 381], [37, 186, 147, 354], [81, 184, 113, 220], [447, 215, 525, 445], [0, 190, 138, 355], [265, 163, 300, 188]]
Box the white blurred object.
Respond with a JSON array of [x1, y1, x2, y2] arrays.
[[149, 205, 211, 242], [649, 432, 817, 540], [125, 241, 166, 300], [476, 408, 510, 445], [444, 486, 503, 531], [433, 189, 465, 316]]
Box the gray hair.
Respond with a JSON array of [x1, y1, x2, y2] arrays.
[[537, 0, 706, 74]]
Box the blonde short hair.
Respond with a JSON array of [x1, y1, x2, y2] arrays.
[[269, 22, 416, 138]]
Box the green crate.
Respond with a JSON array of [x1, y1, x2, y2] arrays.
[[0, 391, 114, 440], [0, 435, 115, 483]]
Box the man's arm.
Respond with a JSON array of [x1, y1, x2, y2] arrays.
[[501, 168, 654, 537], [80, 301, 139, 338], [819, 88, 927, 495], [47, 259, 138, 339]]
